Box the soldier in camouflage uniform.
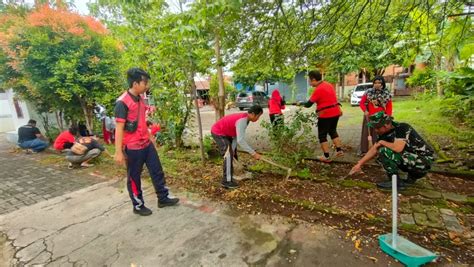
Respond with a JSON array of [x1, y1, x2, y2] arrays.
[[349, 111, 434, 190]]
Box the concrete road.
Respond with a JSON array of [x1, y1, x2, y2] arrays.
[[0, 181, 398, 266]]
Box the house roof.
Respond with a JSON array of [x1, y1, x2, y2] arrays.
[[195, 80, 209, 90]]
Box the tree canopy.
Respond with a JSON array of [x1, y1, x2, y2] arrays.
[[0, 2, 122, 132]]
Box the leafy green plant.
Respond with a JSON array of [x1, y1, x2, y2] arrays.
[[440, 67, 474, 96], [439, 95, 474, 128], [406, 68, 437, 92], [261, 109, 317, 167]]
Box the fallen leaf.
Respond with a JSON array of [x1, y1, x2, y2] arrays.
[[354, 239, 362, 252], [367, 256, 378, 263], [448, 232, 458, 240]]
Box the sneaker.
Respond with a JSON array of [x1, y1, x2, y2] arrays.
[[335, 150, 344, 157], [158, 197, 179, 208], [376, 180, 407, 191], [221, 180, 239, 189], [318, 155, 332, 163], [68, 163, 74, 170], [133, 205, 152, 216]]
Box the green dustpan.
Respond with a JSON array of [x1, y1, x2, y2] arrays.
[[378, 175, 438, 267]]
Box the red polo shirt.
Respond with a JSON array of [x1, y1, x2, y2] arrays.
[[309, 81, 341, 118], [114, 91, 150, 150]]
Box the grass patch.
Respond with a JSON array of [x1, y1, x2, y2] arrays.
[[367, 216, 386, 225], [453, 205, 473, 214], [296, 168, 312, 179], [248, 162, 268, 172], [38, 154, 64, 165], [467, 197, 474, 206], [432, 199, 450, 209], [392, 98, 473, 150], [271, 194, 342, 215], [339, 179, 376, 189], [339, 103, 363, 127], [399, 223, 423, 233]]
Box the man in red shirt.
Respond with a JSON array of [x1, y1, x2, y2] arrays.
[[211, 105, 263, 189], [53, 126, 78, 151], [114, 68, 178, 216], [300, 70, 343, 163]]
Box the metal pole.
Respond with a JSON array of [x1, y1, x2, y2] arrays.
[[392, 174, 398, 248]]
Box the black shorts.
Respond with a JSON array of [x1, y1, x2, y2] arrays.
[[317, 116, 340, 143]]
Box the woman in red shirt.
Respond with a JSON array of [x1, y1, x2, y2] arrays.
[[268, 89, 285, 126], [300, 70, 343, 163], [358, 76, 392, 156]]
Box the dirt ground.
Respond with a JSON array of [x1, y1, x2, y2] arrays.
[[161, 150, 474, 264]]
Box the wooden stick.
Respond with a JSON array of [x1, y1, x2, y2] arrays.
[[261, 157, 292, 182], [366, 115, 373, 149]]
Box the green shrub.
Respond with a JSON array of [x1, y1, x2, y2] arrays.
[[439, 95, 474, 127], [261, 109, 317, 167], [406, 68, 437, 92]]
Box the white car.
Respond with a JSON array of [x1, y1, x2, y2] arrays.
[[350, 83, 373, 106]]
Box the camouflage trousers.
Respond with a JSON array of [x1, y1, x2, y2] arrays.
[[377, 147, 433, 180]]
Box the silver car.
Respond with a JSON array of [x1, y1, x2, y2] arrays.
[[236, 91, 269, 110]]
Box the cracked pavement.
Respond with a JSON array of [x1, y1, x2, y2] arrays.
[[0, 134, 399, 266]]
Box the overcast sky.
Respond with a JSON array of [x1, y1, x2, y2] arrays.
[[24, 0, 188, 15]]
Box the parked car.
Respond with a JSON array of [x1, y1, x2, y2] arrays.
[[350, 83, 373, 106], [236, 91, 269, 110]]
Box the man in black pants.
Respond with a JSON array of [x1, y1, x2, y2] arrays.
[[211, 105, 263, 189], [114, 68, 179, 216], [299, 70, 343, 163]]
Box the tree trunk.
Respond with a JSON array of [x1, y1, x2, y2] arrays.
[[214, 32, 225, 121], [175, 87, 193, 148], [340, 73, 345, 100], [55, 110, 64, 130], [190, 71, 205, 162], [79, 98, 94, 135]]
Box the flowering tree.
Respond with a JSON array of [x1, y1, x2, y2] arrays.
[[0, 3, 122, 133]]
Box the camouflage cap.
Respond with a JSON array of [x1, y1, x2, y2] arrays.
[[367, 111, 393, 128]]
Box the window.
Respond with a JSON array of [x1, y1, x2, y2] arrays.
[[355, 85, 371, 92], [13, 99, 24, 118]]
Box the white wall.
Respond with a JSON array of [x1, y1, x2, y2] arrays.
[[0, 89, 31, 133]]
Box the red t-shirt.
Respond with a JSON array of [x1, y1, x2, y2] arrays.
[[211, 113, 248, 137], [309, 81, 341, 118], [359, 94, 393, 116], [114, 91, 150, 150], [53, 131, 75, 150]]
